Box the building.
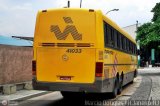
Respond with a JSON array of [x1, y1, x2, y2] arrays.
[[123, 24, 138, 40], [123, 23, 141, 66]]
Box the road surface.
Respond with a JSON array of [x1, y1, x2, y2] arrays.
[[17, 67, 160, 106]]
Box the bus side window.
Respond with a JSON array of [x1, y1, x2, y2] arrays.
[[119, 34, 122, 50], [107, 25, 111, 46], [117, 32, 120, 49], [135, 45, 137, 55], [130, 42, 132, 53], [124, 37, 127, 51], [121, 35, 124, 50], [114, 30, 118, 48], [128, 41, 130, 53], [132, 43, 134, 54], [127, 39, 129, 52], [134, 45, 135, 54], [110, 27, 114, 47], [104, 22, 107, 47], [104, 22, 114, 48], [131, 43, 133, 54], [133, 45, 135, 54]]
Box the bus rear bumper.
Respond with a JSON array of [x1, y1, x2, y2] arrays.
[[32, 77, 115, 93]]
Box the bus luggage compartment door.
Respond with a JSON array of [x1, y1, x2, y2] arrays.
[[36, 47, 96, 83]]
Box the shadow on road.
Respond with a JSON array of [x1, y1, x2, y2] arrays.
[[19, 93, 117, 106], [45, 93, 114, 106], [20, 81, 136, 106]]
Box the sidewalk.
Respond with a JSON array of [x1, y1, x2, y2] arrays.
[[0, 90, 49, 104], [138, 67, 160, 71]]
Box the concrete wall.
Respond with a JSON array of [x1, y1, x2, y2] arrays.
[[0, 44, 32, 85]]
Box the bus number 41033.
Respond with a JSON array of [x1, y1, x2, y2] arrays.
[[66, 49, 82, 53]]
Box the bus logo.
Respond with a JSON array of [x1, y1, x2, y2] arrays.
[[50, 17, 82, 40], [62, 54, 69, 61]]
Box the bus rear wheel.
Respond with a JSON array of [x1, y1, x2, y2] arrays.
[[118, 75, 123, 95]]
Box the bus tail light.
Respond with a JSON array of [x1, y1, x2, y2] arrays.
[[32, 60, 36, 75], [95, 62, 103, 77]]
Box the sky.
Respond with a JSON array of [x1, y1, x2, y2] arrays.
[[0, 0, 159, 37]]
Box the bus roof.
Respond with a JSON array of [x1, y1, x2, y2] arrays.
[[38, 8, 96, 17]]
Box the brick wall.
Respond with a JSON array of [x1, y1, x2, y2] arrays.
[[0, 45, 32, 85]]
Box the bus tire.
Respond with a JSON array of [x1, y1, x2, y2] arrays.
[[111, 78, 118, 98], [130, 80, 134, 84], [118, 75, 123, 95], [134, 70, 138, 78], [130, 71, 136, 84]]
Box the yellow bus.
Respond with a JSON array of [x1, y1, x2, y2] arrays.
[[32, 8, 137, 98]]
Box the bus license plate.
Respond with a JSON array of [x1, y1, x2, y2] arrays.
[[59, 76, 72, 80]]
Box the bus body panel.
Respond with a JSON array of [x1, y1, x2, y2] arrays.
[[103, 48, 137, 78], [36, 47, 96, 83], [34, 9, 96, 44], [33, 77, 115, 92]]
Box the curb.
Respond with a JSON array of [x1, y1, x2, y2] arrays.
[[11, 91, 51, 102], [115, 76, 142, 101]]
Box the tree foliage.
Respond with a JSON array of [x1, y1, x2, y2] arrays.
[[151, 2, 160, 22], [136, 2, 160, 48]]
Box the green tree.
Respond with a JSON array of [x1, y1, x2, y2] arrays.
[[136, 2, 160, 49], [151, 3, 160, 22], [136, 2, 160, 64]]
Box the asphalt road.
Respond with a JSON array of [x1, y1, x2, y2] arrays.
[[18, 67, 160, 106]]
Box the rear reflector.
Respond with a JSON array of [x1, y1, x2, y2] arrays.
[[32, 60, 36, 75], [95, 62, 103, 77]]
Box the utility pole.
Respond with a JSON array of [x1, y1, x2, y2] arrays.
[[68, 0, 70, 8], [80, 0, 82, 8], [136, 20, 141, 67]]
